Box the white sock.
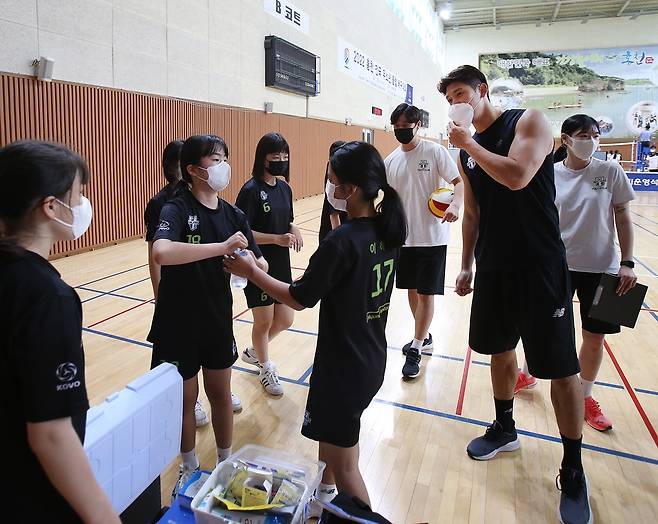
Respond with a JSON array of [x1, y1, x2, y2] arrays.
[[181, 449, 199, 469], [581, 376, 594, 398], [317, 482, 337, 501], [410, 338, 423, 350], [522, 360, 530, 376], [261, 360, 273, 371], [217, 446, 232, 463]]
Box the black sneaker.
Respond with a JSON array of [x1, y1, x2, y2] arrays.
[[466, 420, 520, 460], [402, 333, 433, 355], [402, 347, 422, 378], [556, 468, 593, 524]]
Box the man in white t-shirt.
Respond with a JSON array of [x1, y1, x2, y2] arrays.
[[384, 103, 463, 379]]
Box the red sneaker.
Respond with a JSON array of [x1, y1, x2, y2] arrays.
[[585, 396, 613, 431], [514, 371, 538, 394]]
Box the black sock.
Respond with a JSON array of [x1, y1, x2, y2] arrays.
[[494, 397, 515, 432], [560, 434, 583, 472]]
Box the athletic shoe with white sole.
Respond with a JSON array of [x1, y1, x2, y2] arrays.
[[241, 346, 261, 367], [557, 468, 593, 524], [194, 401, 209, 427], [402, 347, 422, 379], [260, 364, 284, 396], [231, 392, 242, 412], [171, 463, 199, 502], [466, 420, 521, 460], [402, 333, 433, 355]]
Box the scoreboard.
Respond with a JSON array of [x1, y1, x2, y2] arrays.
[[264, 35, 319, 97]]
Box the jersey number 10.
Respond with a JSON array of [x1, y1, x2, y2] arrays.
[[371, 259, 394, 298]]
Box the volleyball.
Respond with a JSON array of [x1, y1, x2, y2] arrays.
[[428, 187, 454, 219]]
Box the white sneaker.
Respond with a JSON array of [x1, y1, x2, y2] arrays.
[[307, 485, 338, 519], [241, 347, 261, 367], [231, 392, 242, 412], [260, 364, 284, 396], [171, 463, 199, 502], [194, 401, 209, 427]]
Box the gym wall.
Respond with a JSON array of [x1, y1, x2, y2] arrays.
[[0, 73, 399, 257]]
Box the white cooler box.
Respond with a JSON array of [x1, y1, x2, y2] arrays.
[[84, 363, 183, 514]]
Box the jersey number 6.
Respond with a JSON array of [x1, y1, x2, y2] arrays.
[[263, 202, 271, 213]]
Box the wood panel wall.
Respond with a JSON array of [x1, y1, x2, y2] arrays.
[[0, 73, 400, 257]]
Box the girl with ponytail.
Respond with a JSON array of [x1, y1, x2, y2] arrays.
[[224, 141, 406, 513], [0, 140, 119, 523]]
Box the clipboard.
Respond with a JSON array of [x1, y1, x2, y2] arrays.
[[588, 273, 648, 328]]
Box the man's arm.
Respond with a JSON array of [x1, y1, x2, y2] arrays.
[[449, 109, 553, 191]]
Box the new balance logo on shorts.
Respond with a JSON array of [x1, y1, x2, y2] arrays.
[[553, 308, 565, 318], [303, 410, 311, 426]]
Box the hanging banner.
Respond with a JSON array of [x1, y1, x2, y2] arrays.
[[337, 37, 411, 102], [479, 45, 658, 139]]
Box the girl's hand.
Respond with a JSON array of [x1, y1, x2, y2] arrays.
[[220, 232, 248, 255], [289, 224, 304, 252], [224, 249, 258, 278]]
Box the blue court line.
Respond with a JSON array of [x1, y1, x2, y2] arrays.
[[81, 325, 658, 466], [233, 318, 658, 397], [80, 277, 151, 304], [370, 397, 658, 466], [78, 286, 146, 303], [76, 263, 148, 288], [297, 365, 314, 383], [636, 388, 658, 397]]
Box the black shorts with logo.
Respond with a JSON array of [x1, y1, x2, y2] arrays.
[[570, 271, 621, 335], [150, 337, 238, 381], [244, 251, 292, 308], [468, 257, 579, 380], [395, 246, 447, 295]]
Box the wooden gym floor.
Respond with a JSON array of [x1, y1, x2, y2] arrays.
[[51, 193, 658, 523]]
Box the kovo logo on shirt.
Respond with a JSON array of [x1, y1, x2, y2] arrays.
[[158, 220, 170, 231], [55, 362, 81, 391]]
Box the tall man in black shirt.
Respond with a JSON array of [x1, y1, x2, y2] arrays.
[[440, 65, 591, 524]]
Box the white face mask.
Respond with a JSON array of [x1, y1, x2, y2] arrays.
[[325, 179, 349, 212], [448, 90, 482, 127], [568, 137, 599, 161], [53, 196, 93, 239], [199, 161, 231, 191]]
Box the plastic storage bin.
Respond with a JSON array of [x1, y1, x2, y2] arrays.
[[191, 444, 325, 524]]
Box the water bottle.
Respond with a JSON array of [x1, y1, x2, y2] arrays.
[[230, 248, 249, 289]]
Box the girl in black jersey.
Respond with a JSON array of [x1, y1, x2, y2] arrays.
[[145, 139, 183, 300], [318, 140, 348, 243], [226, 141, 407, 509], [235, 133, 303, 396], [148, 135, 267, 499], [0, 141, 119, 523]]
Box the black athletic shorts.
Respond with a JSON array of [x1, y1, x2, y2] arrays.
[[395, 246, 447, 295], [150, 337, 238, 380], [570, 271, 621, 335], [301, 373, 381, 448], [469, 257, 579, 380], [244, 251, 292, 308]]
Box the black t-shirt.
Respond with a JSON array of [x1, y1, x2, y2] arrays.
[[144, 183, 180, 241], [459, 109, 565, 270], [289, 218, 398, 406], [148, 186, 261, 345], [235, 177, 293, 265], [0, 248, 89, 522], [319, 169, 348, 243]]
